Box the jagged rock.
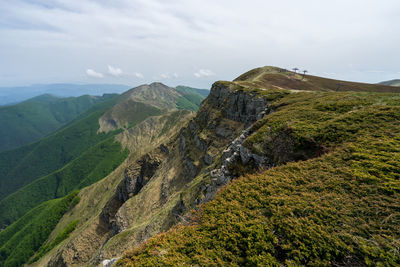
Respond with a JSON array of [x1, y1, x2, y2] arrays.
[[252, 154, 268, 166], [185, 158, 197, 178], [171, 199, 185, 219], [194, 134, 207, 151], [209, 82, 270, 126], [179, 131, 186, 152], [100, 195, 123, 229], [210, 168, 223, 178], [216, 175, 229, 185], [159, 144, 169, 154], [239, 145, 252, 164], [117, 154, 162, 202], [102, 258, 119, 267], [216, 126, 232, 138], [204, 153, 213, 165], [188, 121, 198, 134]]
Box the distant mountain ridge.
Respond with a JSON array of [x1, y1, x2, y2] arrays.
[[379, 79, 400, 87], [98, 82, 208, 132], [0, 83, 131, 106], [0, 93, 116, 152]]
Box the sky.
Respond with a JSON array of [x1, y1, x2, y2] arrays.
[[0, 0, 400, 89]]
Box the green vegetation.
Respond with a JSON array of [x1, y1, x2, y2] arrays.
[[176, 96, 200, 111], [0, 191, 80, 267], [118, 87, 400, 266], [29, 220, 79, 263], [0, 96, 119, 203], [0, 137, 129, 227], [245, 91, 400, 163], [176, 85, 208, 111], [379, 79, 400, 87], [234, 66, 400, 93], [176, 85, 209, 98], [0, 94, 115, 152]]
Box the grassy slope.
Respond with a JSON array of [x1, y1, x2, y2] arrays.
[[176, 85, 210, 98], [0, 137, 129, 227], [0, 94, 115, 152], [234, 66, 400, 93], [0, 191, 80, 267], [175, 85, 209, 111], [379, 79, 400, 87], [0, 96, 119, 202], [118, 74, 400, 265]]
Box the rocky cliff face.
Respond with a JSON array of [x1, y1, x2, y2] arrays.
[[208, 82, 269, 125], [89, 81, 274, 264], [43, 80, 274, 266]]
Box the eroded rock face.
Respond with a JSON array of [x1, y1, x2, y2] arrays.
[[100, 146, 168, 234], [208, 82, 270, 126], [117, 154, 162, 202]]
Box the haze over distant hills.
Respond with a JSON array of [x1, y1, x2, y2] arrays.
[[379, 79, 400, 87], [0, 83, 131, 106]]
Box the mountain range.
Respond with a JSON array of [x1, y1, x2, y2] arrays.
[[379, 79, 400, 87], [0, 84, 132, 106], [0, 67, 399, 266]]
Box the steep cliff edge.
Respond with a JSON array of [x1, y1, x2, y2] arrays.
[[117, 68, 400, 266]]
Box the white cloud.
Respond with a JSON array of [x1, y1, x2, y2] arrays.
[[108, 65, 123, 77], [86, 69, 104, 78], [1, 0, 400, 86], [134, 72, 144, 79], [160, 73, 169, 79], [194, 69, 215, 78], [173, 72, 179, 78]]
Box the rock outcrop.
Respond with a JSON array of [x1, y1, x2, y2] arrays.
[[101, 146, 168, 234], [208, 82, 270, 126]]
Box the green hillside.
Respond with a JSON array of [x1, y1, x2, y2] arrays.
[[175, 85, 209, 111], [118, 68, 400, 266], [0, 191, 80, 267], [379, 79, 400, 87], [0, 97, 119, 203], [0, 94, 115, 152], [176, 85, 209, 98], [0, 137, 128, 227]]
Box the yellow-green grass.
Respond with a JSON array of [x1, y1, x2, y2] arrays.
[[118, 88, 400, 266], [234, 66, 400, 93]]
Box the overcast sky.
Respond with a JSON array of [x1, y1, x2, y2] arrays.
[[1, 0, 399, 88]]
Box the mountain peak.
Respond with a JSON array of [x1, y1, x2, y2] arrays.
[[149, 82, 169, 88]]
